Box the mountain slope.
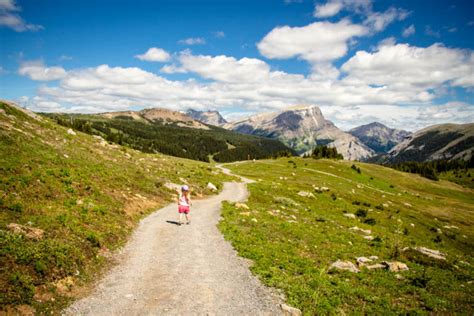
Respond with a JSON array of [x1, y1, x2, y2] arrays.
[[43, 110, 294, 163], [220, 158, 473, 314], [225, 105, 374, 160], [385, 123, 474, 163], [102, 108, 210, 129], [0, 100, 234, 313], [349, 122, 411, 153], [186, 109, 227, 126]]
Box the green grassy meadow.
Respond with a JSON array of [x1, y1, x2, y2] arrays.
[[0, 102, 234, 313], [219, 158, 474, 314], [439, 168, 474, 189]]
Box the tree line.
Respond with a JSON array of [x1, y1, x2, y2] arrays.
[[392, 157, 474, 180], [302, 145, 343, 160], [46, 114, 295, 162]]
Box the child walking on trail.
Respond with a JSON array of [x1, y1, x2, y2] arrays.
[[178, 185, 192, 225]]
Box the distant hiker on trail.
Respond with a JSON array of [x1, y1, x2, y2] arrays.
[[178, 185, 192, 225]]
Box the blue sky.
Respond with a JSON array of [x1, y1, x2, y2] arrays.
[[1, 0, 473, 130]]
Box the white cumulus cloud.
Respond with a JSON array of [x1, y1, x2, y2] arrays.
[[135, 47, 171, 62], [0, 0, 43, 32], [364, 7, 409, 32], [177, 52, 273, 83], [160, 64, 187, 74], [314, 0, 372, 18], [18, 61, 67, 81], [26, 56, 460, 116], [314, 0, 343, 18], [257, 19, 368, 65], [314, 1, 408, 33], [178, 37, 206, 45], [342, 42, 474, 90]]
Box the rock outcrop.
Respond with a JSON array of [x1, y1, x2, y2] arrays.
[[7, 223, 44, 240], [329, 260, 360, 273]]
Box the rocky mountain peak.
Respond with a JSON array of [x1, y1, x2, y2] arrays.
[[349, 122, 411, 153], [226, 105, 374, 160], [186, 109, 227, 126], [363, 122, 386, 129]]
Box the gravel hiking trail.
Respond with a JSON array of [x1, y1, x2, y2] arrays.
[[64, 167, 283, 315]]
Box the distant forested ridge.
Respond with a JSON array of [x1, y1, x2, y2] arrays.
[[43, 113, 295, 162]]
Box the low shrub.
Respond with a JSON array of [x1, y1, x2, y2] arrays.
[[355, 209, 367, 218]]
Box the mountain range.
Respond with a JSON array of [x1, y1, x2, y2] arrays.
[[224, 106, 375, 160], [191, 106, 473, 163], [13, 100, 474, 163]]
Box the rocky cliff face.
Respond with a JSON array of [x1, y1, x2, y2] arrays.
[[225, 105, 374, 160], [349, 122, 411, 153], [186, 109, 227, 126], [385, 123, 474, 163]]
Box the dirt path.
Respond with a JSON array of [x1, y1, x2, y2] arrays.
[[64, 170, 283, 315]]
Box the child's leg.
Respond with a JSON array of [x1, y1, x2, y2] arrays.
[[185, 213, 191, 224], [179, 213, 183, 225]]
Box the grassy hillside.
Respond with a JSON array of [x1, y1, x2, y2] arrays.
[[43, 113, 294, 163], [219, 158, 474, 314], [0, 101, 234, 314], [439, 168, 474, 189]]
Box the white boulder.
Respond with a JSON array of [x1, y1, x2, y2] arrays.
[[207, 182, 218, 191], [329, 260, 360, 273]]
